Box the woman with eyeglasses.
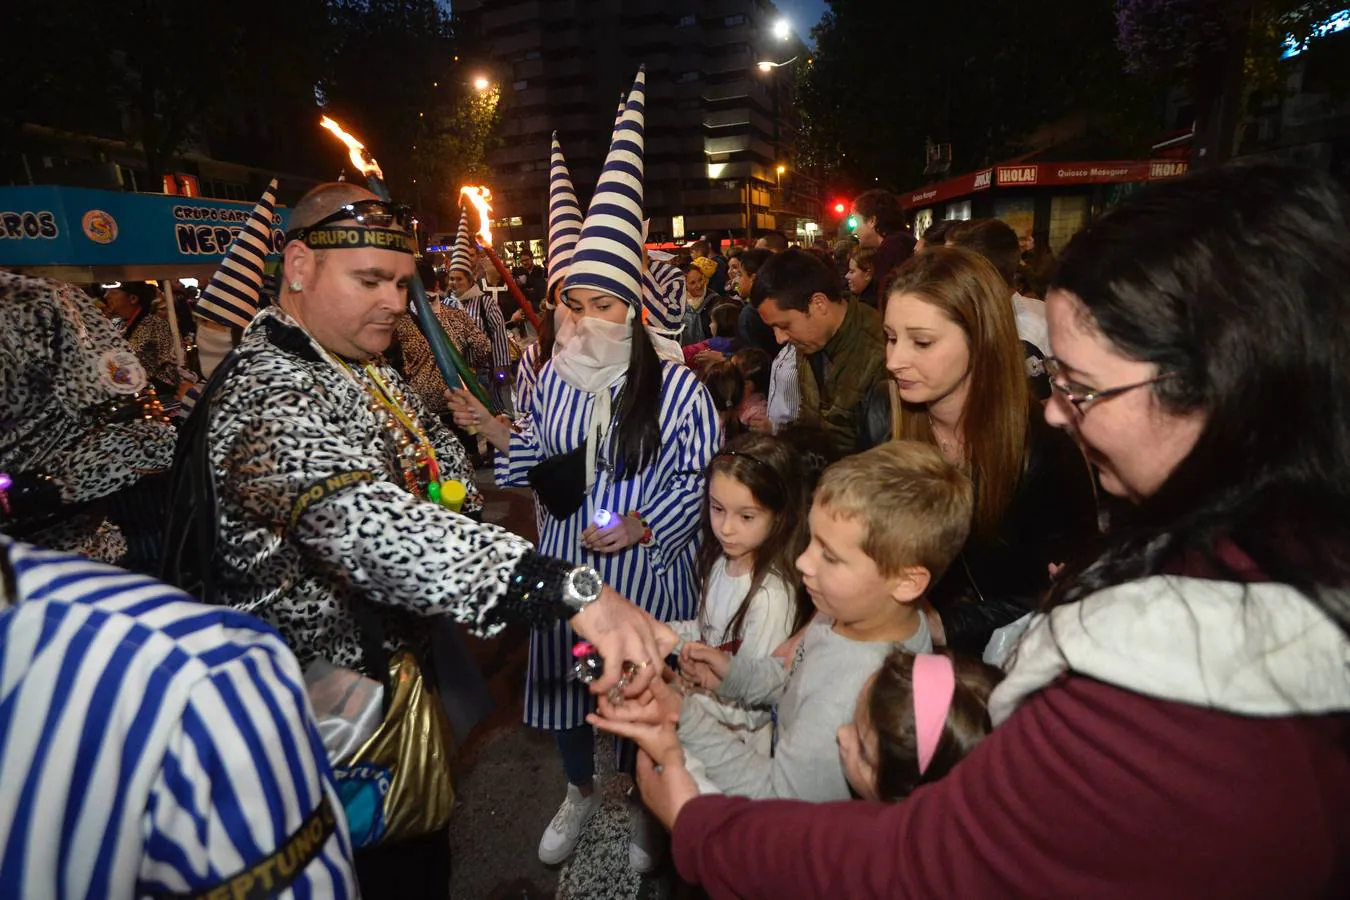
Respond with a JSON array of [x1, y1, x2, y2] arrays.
[[631, 162, 1350, 900], [879, 245, 1098, 656]]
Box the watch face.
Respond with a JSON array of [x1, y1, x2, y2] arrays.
[[572, 566, 603, 601]]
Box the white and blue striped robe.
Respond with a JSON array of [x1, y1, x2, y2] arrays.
[[463, 287, 511, 371], [0, 538, 356, 899], [496, 358, 720, 730]]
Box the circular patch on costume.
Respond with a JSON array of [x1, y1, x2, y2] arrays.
[[82, 210, 119, 244], [97, 348, 148, 395]]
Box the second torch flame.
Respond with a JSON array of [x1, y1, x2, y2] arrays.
[[459, 184, 542, 330], [459, 186, 493, 246]]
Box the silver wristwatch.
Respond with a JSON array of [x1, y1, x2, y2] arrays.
[[561, 565, 604, 614]]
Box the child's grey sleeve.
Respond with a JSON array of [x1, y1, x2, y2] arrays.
[[715, 655, 790, 707], [677, 679, 856, 802]]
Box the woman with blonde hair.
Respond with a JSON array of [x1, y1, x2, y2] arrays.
[[680, 256, 727, 346], [883, 246, 1096, 654]]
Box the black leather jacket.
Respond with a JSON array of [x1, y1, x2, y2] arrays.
[[937, 415, 1099, 655]]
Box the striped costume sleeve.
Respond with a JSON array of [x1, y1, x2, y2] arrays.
[[643, 365, 720, 573], [137, 643, 356, 898], [514, 342, 540, 420], [495, 381, 546, 488], [642, 260, 687, 334], [479, 294, 511, 371]]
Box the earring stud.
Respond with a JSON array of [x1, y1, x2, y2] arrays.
[[288, 280, 303, 292]]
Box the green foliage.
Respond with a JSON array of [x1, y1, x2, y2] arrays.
[[798, 0, 1157, 190], [6, 0, 499, 221]]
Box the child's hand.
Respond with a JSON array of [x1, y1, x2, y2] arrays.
[[587, 681, 682, 765], [593, 676, 683, 727], [680, 642, 731, 690]]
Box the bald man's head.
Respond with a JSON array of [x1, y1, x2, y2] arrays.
[[290, 182, 381, 231]]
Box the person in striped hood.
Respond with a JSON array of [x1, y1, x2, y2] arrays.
[[449, 66, 719, 873], [0, 535, 357, 899]]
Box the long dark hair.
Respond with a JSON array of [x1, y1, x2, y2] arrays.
[[696, 433, 813, 644], [1049, 163, 1350, 635], [702, 359, 745, 441], [534, 280, 561, 376], [612, 308, 663, 479]]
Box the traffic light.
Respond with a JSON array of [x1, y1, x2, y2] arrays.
[[833, 200, 847, 216], [846, 214, 859, 233]]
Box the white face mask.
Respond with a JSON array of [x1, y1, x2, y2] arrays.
[[553, 304, 576, 350], [550, 303, 636, 491], [553, 305, 633, 393]]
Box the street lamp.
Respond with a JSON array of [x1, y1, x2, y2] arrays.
[[757, 57, 798, 72], [473, 76, 491, 92]]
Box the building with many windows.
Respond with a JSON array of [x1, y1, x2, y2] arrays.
[[455, 0, 820, 255]]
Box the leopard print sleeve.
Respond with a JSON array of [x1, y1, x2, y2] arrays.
[[219, 371, 532, 633], [296, 480, 530, 635]]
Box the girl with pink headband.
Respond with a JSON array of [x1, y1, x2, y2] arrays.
[[838, 649, 1001, 802]]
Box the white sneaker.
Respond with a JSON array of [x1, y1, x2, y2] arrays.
[[628, 802, 665, 873], [538, 783, 600, 865]]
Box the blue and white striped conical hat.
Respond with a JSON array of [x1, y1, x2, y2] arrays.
[[564, 66, 645, 308], [546, 132, 582, 292], [196, 178, 279, 329], [448, 208, 474, 276]]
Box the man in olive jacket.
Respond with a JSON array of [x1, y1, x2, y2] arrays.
[[751, 249, 889, 454]]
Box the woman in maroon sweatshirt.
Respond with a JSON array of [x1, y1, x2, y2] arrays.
[[636, 163, 1350, 899]]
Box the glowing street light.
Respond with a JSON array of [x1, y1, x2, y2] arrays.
[[773, 18, 791, 40], [757, 57, 798, 73], [776, 164, 787, 175], [473, 76, 492, 92]]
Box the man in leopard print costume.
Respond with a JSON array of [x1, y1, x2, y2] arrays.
[[0, 272, 177, 564], [162, 182, 673, 895], [163, 182, 668, 695]]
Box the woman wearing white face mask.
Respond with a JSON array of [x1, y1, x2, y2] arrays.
[[448, 70, 719, 874]]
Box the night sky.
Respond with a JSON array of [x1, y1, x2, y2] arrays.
[[775, 0, 829, 41]]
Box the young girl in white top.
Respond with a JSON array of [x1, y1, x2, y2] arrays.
[[670, 432, 812, 660]]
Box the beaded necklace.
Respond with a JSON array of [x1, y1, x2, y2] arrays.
[[332, 356, 465, 510]]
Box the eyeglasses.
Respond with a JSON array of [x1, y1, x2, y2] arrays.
[[1045, 357, 1178, 415], [284, 200, 413, 243]]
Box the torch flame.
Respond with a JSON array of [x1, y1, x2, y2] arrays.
[[320, 115, 384, 180], [459, 186, 494, 247]]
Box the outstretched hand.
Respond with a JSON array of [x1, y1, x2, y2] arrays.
[[569, 587, 679, 699]]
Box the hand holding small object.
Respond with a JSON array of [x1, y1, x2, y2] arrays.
[[580, 509, 644, 553], [680, 642, 732, 690]]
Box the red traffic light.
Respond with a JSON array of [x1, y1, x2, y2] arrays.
[[833, 201, 847, 215]]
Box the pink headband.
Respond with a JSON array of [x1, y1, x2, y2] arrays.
[[913, 653, 956, 776]]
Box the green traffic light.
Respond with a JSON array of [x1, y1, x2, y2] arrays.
[[846, 215, 858, 232]]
